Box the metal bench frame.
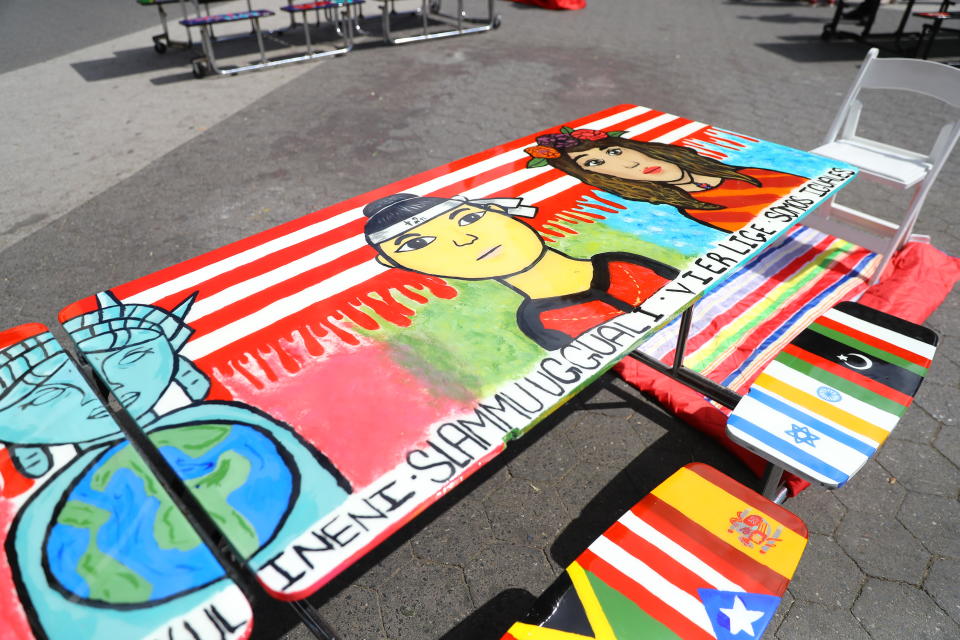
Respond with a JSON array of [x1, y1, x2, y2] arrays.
[[183, 0, 360, 77], [380, 0, 500, 46]]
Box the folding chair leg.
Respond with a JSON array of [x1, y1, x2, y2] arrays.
[[158, 4, 171, 45], [868, 179, 933, 285]]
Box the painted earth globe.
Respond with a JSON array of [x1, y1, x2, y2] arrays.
[[44, 422, 294, 605]]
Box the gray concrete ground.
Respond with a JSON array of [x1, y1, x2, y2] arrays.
[[1, 0, 958, 638]]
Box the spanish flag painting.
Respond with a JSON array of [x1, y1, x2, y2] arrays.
[[500, 464, 807, 640]]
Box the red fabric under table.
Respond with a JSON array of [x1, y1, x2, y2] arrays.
[[512, 0, 586, 9]]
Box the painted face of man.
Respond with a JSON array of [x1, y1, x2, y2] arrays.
[[570, 146, 684, 183], [375, 204, 546, 280]]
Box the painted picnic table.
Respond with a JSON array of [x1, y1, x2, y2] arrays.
[[1, 104, 857, 638]]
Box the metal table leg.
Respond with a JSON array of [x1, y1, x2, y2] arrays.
[[761, 464, 789, 504], [627, 307, 743, 410], [290, 600, 341, 640]]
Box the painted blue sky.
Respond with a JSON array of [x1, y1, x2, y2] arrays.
[[573, 137, 847, 257]]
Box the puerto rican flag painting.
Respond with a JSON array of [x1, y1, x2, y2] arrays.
[[727, 301, 939, 487], [500, 463, 807, 640]]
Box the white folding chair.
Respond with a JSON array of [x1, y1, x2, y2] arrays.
[[806, 47, 960, 284]]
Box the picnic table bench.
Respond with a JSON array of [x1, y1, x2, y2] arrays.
[[137, 0, 500, 77], [502, 464, 808, 640], [728, 301, 938, 499], [137, 0, 233, 52]]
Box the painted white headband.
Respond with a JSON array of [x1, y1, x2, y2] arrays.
[[367, 197, 537, 245]]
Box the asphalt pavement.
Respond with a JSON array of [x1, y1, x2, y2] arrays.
[[1, 1, 958, 638]]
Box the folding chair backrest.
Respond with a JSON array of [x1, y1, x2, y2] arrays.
[[859, 57, 960, 107], [824, 48, 960, 150], [812, 49, 960, 284]]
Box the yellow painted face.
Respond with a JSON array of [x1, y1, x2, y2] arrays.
[[570, 146, 684, 182], [375, 204, 545, 280]]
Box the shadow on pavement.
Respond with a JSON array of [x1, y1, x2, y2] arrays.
[[738, 12, 832, 24], [755, 36, 878, 61], [71, 46, 198, 82], [438, 589, 537, 640], [547, 378, 759, 570]]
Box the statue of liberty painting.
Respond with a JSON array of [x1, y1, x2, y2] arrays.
[[0, 292, 350, 639]]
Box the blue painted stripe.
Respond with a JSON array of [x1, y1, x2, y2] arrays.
[[643, 227, 816, 355], [728, 414, 850, 484], [719, 226, 812, 287], [748, 387, 877, 456], [722, 250, 877, 387]]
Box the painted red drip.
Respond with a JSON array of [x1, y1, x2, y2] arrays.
[[356, 290, 416, 328], [320, 312, 362, 346], [680, 140, 727, 160], [399, 284, 429, 305], [205, 370, 235, 401], [543, 223, 576, 236], [271, 338, 302, 374], [231, 358, 267, 391], [712, 127, 760, 143], [681, 126, 759, 161], [524, 183, 632, 243], [583, 193, 626, 213], [251, 349, 279, 384], [301, 323, 329, 355], [199, 271, 458, 387], [340, 303, 382, 331]]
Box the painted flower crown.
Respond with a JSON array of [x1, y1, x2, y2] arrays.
[[523, 126, 625, 168]]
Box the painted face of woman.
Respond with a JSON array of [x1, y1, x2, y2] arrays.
[[570, 146, 684, 183]]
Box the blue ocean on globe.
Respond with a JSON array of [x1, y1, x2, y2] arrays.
[[45, 422, 294, 604]]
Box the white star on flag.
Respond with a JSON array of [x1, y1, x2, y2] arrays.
[[721, 595, 765, 636]]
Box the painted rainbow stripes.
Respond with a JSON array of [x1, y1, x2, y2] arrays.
[[501, 464, 807, 640], [637, 226, 881, 393], [727, 302, 938, 487]]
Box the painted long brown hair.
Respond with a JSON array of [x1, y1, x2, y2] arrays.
[[549, 137, 760, 211]]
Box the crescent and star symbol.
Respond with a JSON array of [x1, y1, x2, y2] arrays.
[[837, 352, 873, 370]]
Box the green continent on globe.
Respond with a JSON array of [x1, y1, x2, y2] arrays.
[[56, 500, 153, 603], [192, 449, 258, 557], [59, 423, 262, 603]]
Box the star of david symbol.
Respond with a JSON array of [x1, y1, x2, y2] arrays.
[[785, 423, 819, 446]]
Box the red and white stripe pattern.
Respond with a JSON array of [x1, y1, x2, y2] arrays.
[[575, 463, 805, 640], [586, 512, 745, 636], [68, 106, 719, 366]]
